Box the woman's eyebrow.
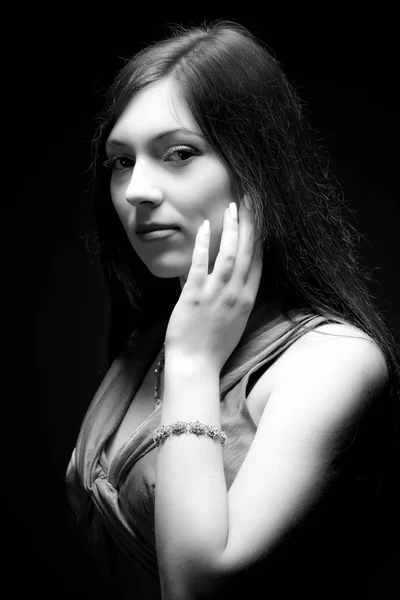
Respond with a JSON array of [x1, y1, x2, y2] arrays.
[[106, 127, 205, 148]]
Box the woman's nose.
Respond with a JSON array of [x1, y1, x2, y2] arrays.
[[125, 167, 164, 207]]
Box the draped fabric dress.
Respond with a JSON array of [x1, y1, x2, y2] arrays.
[[66, 307, 391, 599]]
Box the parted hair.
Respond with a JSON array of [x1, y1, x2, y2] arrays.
[[87, 20, 399, 432]]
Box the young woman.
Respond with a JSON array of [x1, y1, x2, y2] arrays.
[[66, 21, 400, 599]]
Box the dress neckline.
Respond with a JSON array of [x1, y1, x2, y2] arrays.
[[80, 306, 316, 489], [103, 322, 167, 481]]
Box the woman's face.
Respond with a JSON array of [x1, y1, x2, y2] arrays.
[[105, 76, 239, 280]]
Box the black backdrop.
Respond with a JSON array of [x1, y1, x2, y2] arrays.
[[9, 7, 399, 598]]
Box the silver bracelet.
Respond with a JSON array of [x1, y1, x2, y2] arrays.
[[153, 420, 227, 446]]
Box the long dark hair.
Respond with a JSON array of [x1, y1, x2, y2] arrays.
[[88, 20, 399, 412]]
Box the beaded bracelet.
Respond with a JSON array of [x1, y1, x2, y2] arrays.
[[153, 420, 227, 446]]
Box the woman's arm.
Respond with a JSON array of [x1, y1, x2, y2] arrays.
[[155, 332, 388, 599], [155, 356, 227, 598]]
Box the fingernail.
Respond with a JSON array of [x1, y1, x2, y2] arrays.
[[229, 202, 237, 219]]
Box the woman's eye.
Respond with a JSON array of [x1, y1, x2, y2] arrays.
[[117, 157, 134, 169], [103, 155, 134, 172], [164, 146, 199, 163], [102, 146, 199, 172]]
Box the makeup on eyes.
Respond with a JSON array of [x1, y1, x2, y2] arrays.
[[163, 145, 200, 161], [102, 144, 201, 172]]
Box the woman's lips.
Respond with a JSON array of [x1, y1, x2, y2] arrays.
[[137, 228, 180, 242]]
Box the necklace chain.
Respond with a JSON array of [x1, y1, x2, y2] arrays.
[[154, 344, 165, 407]]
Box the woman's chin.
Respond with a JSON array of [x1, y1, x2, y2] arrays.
[[143, 254, 216, 279], [145, 261, 189, 279]]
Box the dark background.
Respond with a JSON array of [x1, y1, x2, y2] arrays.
[[9, 6, 399, 598]]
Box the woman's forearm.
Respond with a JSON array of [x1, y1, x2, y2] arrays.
[[155, 354, 228, 596]]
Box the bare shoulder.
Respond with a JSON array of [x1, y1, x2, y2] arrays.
[[248, 321, 389, 420], [275, 320, 387, 380], [292, 321, 375, 345], [221, 321, 389, 575]]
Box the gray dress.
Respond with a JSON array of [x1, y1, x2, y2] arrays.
[[66, 307, 391, 599]]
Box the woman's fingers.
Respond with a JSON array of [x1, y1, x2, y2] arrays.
[[210, 205, 239, 285], [230, 197, 257, 285], [185, 220, 210, 289], [186, 197, 261, 303], [210, 196, 259, 291]]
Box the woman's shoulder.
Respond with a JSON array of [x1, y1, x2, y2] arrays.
[[247, 319, 389, 420], [292, 320, 378, 345], [278, 319, 387, 370]]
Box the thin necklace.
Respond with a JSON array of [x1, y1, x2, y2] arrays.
[[154, 344, 165, 407]]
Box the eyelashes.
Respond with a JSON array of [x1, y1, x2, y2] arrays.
[[102, 155, 133, 171], [102, 145, 200, 172], [163, 146, 200, 162]]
